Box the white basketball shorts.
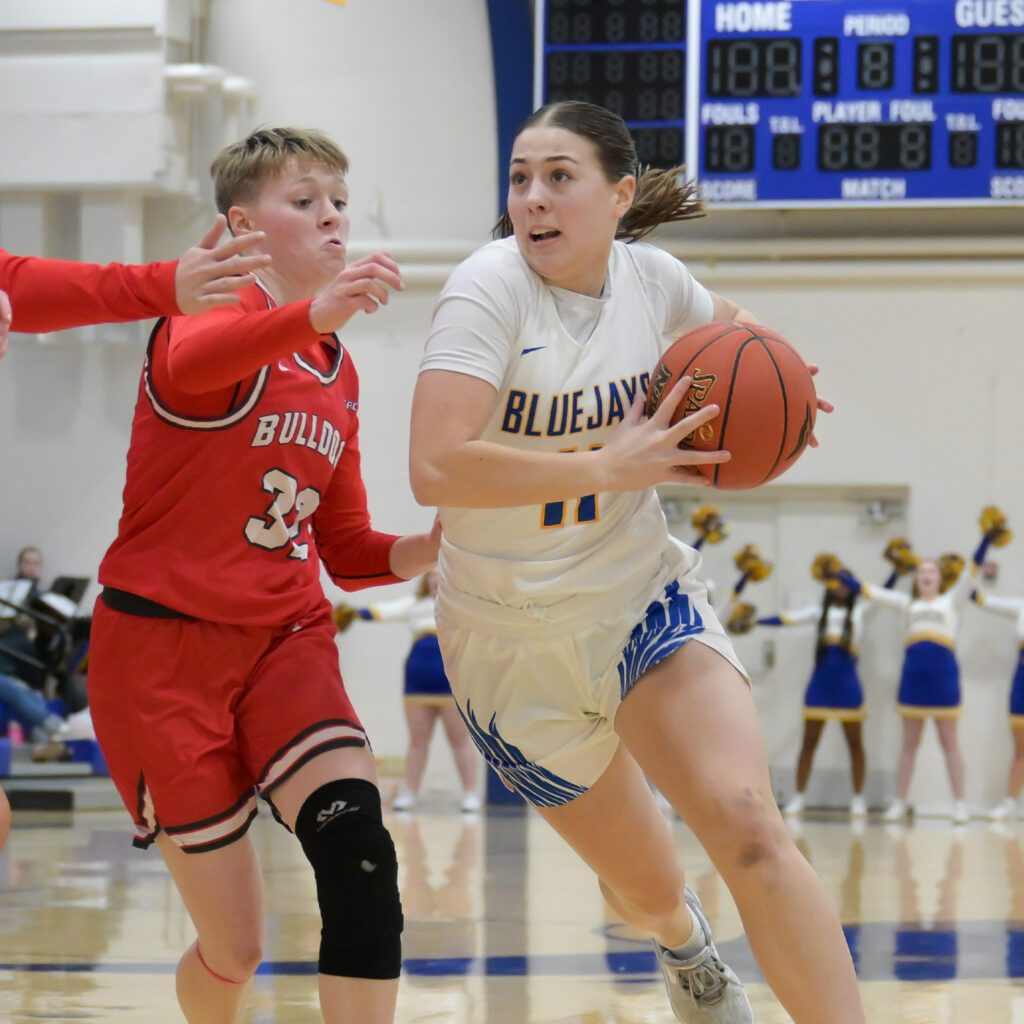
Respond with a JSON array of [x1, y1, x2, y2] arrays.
[[434, 566, 746, 808]]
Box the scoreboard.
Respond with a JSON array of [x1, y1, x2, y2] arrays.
[[538, 0, 689, 169], [535, 0, 1024, 207]]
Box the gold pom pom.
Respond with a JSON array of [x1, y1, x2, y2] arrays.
[[884, 537, 920, 576], [735, 543, 773, 581], [811, 552, 844, 583], [938, 552, 965, 592], [332, 603, 358, 633], [691, 504, 728, 546], [727, 601, 758, 635], [980, 505, 1012, 548]]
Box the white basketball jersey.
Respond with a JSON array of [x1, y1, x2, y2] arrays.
[[426, 239, 706, 622]]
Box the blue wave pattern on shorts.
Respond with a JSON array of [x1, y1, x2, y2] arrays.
[[459, 699, 587, 808], [616, 581, 704, 700]]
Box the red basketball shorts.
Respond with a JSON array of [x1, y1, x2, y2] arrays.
[[89, 600, 366, 853]]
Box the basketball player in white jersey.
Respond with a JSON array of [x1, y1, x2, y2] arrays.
[[409, 102, 863, 1023]]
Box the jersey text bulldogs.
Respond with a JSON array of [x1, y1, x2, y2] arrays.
[[251, 412, 345, 466]]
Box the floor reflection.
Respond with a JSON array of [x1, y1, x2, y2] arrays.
[[2, 804, 1024, 1021]]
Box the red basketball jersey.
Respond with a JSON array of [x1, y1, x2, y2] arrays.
[[99, 281, 399, 626]]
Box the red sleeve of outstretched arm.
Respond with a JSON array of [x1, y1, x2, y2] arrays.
[[314, 427, 402, 593], [165, 289, 320, 393], [0, 249, 179, 331]]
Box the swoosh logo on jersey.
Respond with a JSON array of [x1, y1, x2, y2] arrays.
[[520, 346, 546, 356], [277, 361, 292, 372]]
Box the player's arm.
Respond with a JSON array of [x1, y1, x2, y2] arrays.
[[410, 368, 732, 507], [757, 606, 820, 627], [315, 430, 437, 591], [972, 590, 1024, 618], [856, 577, 910, 609], [709, 291, 760, 327], [0, 217, 268, 334], [165, 253, 401, 393]]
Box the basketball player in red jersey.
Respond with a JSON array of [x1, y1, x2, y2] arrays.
[[0, 215, 271, 359], [87, 128, 437, 1024]]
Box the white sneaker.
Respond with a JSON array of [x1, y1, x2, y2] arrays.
[[56, 708, 95, 742], [391, 790, 416, 812], [783, 793, 805, 817], [460, 791, 481, 814], [654, 887, 754, 1023], [849, 794, 867, 818], [882, 800, 908, 822], [988, 797, 1017, 822], [952, 801, 970, 825]]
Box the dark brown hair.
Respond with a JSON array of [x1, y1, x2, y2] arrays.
[[211, 127, 349, 216], [816, 586, 857, 664], [493, 101, 704, 242]]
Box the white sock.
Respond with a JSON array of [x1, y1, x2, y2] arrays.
[[664, 907, 707, 959]]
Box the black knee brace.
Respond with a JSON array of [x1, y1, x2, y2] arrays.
[[294, 779, 403, 979]]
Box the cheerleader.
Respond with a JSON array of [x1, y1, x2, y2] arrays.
[[741, 554, 869, 819], [839, 521, 997, 824], [969, 510, 1021, 821], [337, 570, 480, 813]]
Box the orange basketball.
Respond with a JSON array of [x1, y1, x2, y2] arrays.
[[646, 322, 817, 490]]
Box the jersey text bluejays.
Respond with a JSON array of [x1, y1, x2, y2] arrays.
[[501, 373, 651, 437]]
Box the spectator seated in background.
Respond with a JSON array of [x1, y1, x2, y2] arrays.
[[0, 547, 46, 691], [0, 670, 65, 752], [0, 547, 93, 757]]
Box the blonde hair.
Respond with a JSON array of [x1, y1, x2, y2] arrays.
[[211, 127, 349, 216], [493, 101, 704, 242]]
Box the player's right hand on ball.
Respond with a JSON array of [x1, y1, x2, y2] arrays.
[[597, 376, 730, 491], [309, 253, 403, 333]]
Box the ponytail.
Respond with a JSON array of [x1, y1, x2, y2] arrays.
[[617, 166, 704, 242]]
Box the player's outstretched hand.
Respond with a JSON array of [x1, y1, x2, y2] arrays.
[[309, 254, 403, 334], [597, 376, 730, 491], [175, 215, 272, 315], [389, 513, 441, 581], [806, 363, 833, 448], [0, 289, 11, 359]]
